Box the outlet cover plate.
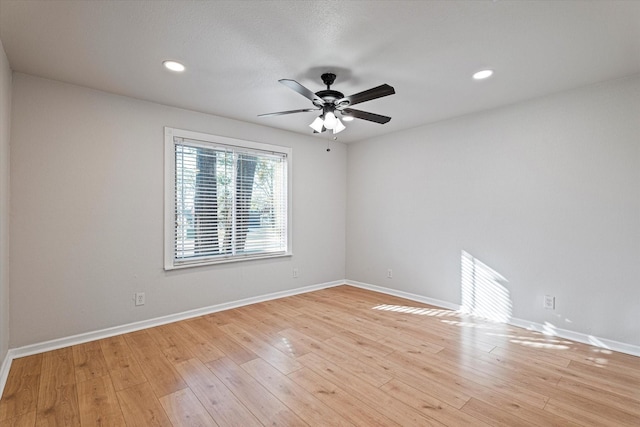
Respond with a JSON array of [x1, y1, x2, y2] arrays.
[[135, 292, 145, 306], [543, 295, 555, 310]]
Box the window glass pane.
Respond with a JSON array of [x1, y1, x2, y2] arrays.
[[171, 135, 288, 266]]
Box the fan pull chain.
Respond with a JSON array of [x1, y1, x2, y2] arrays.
[[327, 135, 338, 152]]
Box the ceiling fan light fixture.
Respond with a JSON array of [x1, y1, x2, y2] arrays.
[[309, 116, 325, 133], [333, 118, 346, 134], [260, 74, 395, 135], [323, 111, 337, 129]]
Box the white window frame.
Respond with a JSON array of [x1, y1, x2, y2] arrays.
[[164, 127, 292, 270]]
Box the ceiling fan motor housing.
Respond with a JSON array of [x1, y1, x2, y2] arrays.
[[314, 73, 345, 106]]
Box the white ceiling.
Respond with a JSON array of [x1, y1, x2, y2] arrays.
[[1, 0, 639, 143]]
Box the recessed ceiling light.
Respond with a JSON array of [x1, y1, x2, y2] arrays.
[[473, 69, 493, 80], [163, 60, 185, 72]]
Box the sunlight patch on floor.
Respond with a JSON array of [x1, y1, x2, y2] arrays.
[[509, 339, 570, 350], [485, 332, 572, 344], [371, 304, 458, 317], [439, 319, 504, 330]]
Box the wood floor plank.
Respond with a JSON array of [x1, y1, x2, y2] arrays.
[[380, 378, 491, 427], [115, 382, 172, 427], [174, 358, 261, 427], [158, 388, 217, 427], [564, 359, 640, 398], [325, 330, 395, 359], [421, 347, 553, 408], [306, 340, 394, 388], [555, 376, 640, 417], [0, 355, 42, 422], [543, 397, 638, 427], [291, 302, 384, 342], [215, 308, 285, 343], [35, 347, 80, 427], [490, 343, 572, 368], [72, 341, 108, 384], [282, 326, 396, 389], [256, 298, 304, 318], [99, 336, 146, 392], [296, 351, 442, 427], [242, 303, 300, 330], [76, 375, 125, 427], [289, 367, 403, 427], [241, 358, 354, 427], [522, 354, 640, 401], [461, 397, 542, 427], [145, 323, 196, 365], [185, 317, 259, 366], [439, 345, 563, 389], [218, 322, 302, 375], [355, 351, 471, 409], [123, 331, 187, 398], [175, 322, 227, 363], [147, 322, 224, 364], [206, 357, 306, 426], [375, 334, 444, 355], [285, 311, 345, 341], [544, 392, 640, 426], [272, 328, 317, 358], [0, 411, 36, 427]]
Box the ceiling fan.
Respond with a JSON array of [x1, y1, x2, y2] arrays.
[[259, 73, 395, 134]]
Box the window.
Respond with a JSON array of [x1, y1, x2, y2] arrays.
[[164, 127, 291, 269]]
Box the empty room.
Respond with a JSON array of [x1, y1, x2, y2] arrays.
[[0, 1, 638, 426]]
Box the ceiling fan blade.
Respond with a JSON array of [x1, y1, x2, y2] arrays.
[[258, 108, 319, 117], [279, 79, 325, 105], [341, 108, 392, 124], [337, 84, 395, 107]]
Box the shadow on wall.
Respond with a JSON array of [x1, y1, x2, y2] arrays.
[[460, 250, 512, 323]]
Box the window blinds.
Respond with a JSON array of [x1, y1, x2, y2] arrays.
[[173, 137, 288, 265]]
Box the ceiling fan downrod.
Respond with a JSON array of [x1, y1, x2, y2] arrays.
[[316, 73, 344, 105]]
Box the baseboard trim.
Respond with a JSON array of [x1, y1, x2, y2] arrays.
[[0, 348, 14, 396], [0, 279, 344, 396], [507, 317, 640, 358], [2, 278, 638, 398], [345, 280, 462, 311], [345, 280, 640, 358]]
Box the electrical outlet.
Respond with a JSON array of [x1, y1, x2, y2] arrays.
[[387, 269, 393, 279], [543, 295, 555, 310], [135, 292, 145, 306], [293, 268, 299, 278]]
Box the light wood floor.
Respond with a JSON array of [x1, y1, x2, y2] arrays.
[[1, 285, 639, 426]]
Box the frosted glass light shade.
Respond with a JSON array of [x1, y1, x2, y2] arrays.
[[323, 111, 337, 129], [333, 118, 346, 134], [309, 116, 324, 133]]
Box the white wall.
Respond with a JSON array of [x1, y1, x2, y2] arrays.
[[7, 70, 639, 351], [0, 39, 11, 363], [10, 73, 346, 348], [347, 74, 640, 346]]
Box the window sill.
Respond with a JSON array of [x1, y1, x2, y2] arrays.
[[164, 251, 293, 271]]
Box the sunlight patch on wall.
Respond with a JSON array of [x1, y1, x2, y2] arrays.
[[587, 335, 611, 351], [460, 250, 512, 323]]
